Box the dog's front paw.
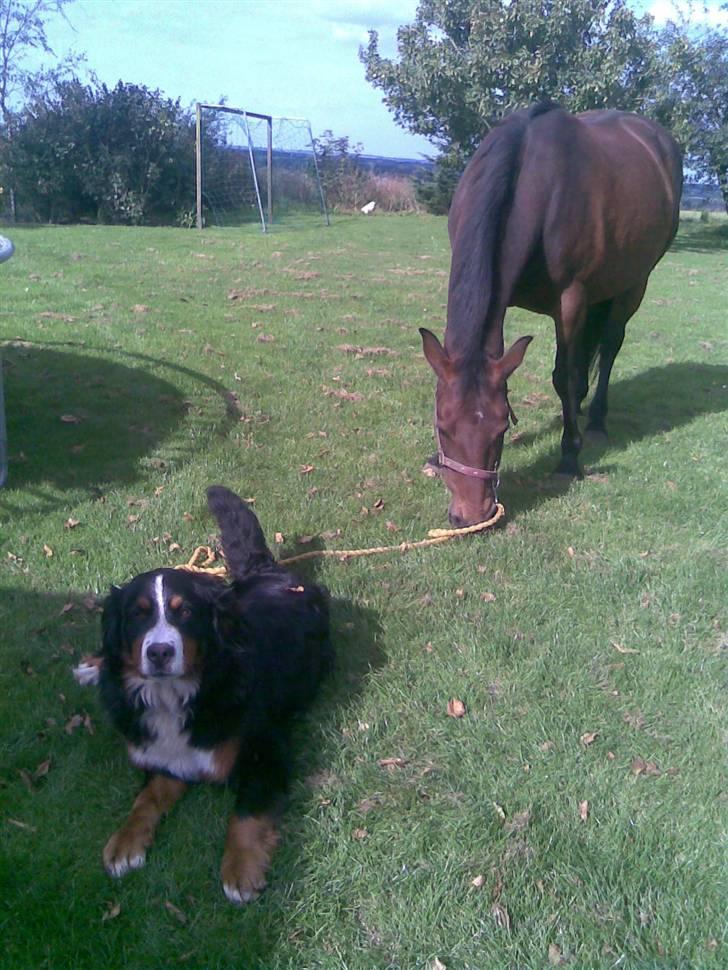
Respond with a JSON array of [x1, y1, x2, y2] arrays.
[[103, 827, 148, 878], [221, 814, 278, 905], [73, 655, 102, 686]]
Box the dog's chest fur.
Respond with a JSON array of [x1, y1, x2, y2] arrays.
[[126, 677, 216, 782]]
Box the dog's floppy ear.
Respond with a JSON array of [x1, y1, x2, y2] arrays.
[[101, 584, 124, 657]]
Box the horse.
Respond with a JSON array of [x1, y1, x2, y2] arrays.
[[420, 103, 682, 527]]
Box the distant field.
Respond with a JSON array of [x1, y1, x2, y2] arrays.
[[1, 212, 726, 970]]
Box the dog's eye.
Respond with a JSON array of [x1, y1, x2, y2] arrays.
[[169, 596, 192, 620], [131, 600, 151, 617]]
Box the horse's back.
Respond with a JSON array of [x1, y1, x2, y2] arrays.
[[501, 108, 681, 308]]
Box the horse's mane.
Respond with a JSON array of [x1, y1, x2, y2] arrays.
[[446, 102, 559, 386]]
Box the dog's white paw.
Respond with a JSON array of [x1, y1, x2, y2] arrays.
[[73, 656, 101, 686], [103, 831, 147, 878]]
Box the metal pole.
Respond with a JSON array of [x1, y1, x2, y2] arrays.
[[195, 103, 203, 230], [308, 122, 330, 226], [244, 112, 267, 232], [267, 116, 273, 226]]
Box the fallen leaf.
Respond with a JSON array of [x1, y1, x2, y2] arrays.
[[43, 544, 54, 558], [491, 902, 511, 931], [8, 818, 37, 832], [471, 874, 485, 888], [131, 304, 150, 313], [299, 464, 315, 475], [504, 808, 531, 834], [430, 960, 447, 970], [351, 827, 368, 841], [257, 333, 275, 343], [492, 802, 506, 822], [60, 414, 82, 424], [580, 731, 598, 747], [612, 641, 640, 655], [567, 546, 575, 558], [64, 714, 84, 735], [33, 759, 51, 781], [480, 591, 496, 603], [631, 757, 661, 777], [579, 799, 589, 822], [447, 698, 466, 718], [101, 900, 122, 922], [378, 757, 409, 770], [385, 520, 399, 532], [64, 518, 81, 529], [164, 900, 187, 924], [274, 532, 284, 544], [539, 740, 555, 752], [60, 602, 74, 615], [548, 943, 565, 965]]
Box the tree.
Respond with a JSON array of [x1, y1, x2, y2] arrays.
[[655, 22, 728, 212], [6, 78, 197, 224], [360, 0, 659, 208]]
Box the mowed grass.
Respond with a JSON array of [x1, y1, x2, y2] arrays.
[[0, 212, 726, 970]]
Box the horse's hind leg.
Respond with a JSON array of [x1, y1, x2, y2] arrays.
[[586, 281, 647, 442], [552, 283, 588, 477]]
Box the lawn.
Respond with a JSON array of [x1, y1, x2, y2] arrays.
[[0, 212, 726, 970]]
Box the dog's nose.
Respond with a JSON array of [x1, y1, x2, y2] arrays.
[[146, 642, 175, 670]]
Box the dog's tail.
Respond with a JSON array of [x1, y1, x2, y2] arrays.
[[206, 485, 276, 581]]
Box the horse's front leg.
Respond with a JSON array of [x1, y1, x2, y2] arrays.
[[552, 284, 587, 478]]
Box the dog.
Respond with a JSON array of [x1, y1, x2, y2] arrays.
[[74, 485, 332, 903]]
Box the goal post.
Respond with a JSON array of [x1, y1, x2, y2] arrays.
[[195, 103, 329, 231]]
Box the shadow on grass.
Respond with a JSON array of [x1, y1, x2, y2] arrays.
[[0, 341, 243, 500], [669, 220, 728, 254], [499, 360, 728, 520], [1, 577, 384, 970]]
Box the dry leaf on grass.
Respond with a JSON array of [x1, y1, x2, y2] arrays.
[[60, 413, 82, 424], [164, 900, 187, 924], [429, 959, 447, 970], [471, 874, 485, 888], [579, 799, 589, 822], [504, 808, 531, 834], [64, 518, 81, 529], [299, 464, 315, 475], [612, 640, 640, 655], [491, 902, 511, 931], [447, 698, 466, 718], [43, 544, 54, 558], [631, 757, 661, 777], [580, 731, 598, 747], [101, 901, 122, 922], [378, 757, 409, 770], [351, 827, 368, 841], [548, 943, 565, 965]]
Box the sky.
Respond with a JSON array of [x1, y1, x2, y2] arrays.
[[34, 0, 728, 161], [37, 0, 433, 160]]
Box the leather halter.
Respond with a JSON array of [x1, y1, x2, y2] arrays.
[[432, 393, 518, 482]]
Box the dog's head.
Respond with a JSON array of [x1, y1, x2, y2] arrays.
[[101, 568, 221, 680]]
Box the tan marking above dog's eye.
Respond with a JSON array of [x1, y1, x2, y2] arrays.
[[169, 595, 184, 611], [134, 597, 152, 613]]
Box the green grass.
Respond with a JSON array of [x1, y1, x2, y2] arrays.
[[1, 212, 726, 970]]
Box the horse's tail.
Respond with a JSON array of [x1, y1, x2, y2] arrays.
[[206, 485, 276, 580], [447, 102, 558, 368]]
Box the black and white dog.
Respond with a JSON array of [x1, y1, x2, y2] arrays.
[[75, 486, 332, 903]]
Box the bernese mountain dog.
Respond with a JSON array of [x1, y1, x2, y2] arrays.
[[74, 485, 332, 904]]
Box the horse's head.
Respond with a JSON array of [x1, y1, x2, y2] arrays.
[[420, 328, 532, 527]]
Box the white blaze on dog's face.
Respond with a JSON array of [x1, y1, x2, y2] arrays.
[[139, 574, 186, 676], [112, 570, 206, 680]]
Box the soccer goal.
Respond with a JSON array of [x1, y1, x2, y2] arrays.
[[195, 104, 329, 231]]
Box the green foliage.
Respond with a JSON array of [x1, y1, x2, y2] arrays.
[[654, 23, 728, 213], [313, 129, 369, 210], [360, 0, 658, 157], [3, 78, 197, 223]]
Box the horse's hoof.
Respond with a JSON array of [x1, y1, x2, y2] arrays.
[[585, 426, 608, 446], [554, 461, 583, 479]]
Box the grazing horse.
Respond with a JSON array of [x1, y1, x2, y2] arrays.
[[420, 103, 682, 527]]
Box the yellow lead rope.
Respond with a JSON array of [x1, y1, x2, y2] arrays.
[[177, 503, 505, 574]]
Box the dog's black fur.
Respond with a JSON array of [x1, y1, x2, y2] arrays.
[[91, 485, 332, 902]]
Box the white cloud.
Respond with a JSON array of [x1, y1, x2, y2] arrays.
[[313, 0, 417, 29], [647, 0, 728, 26]]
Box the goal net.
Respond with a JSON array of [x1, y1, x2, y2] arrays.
[[196, 104, 329, 230]]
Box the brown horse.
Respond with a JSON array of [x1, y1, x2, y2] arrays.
[[420, 103, 682, 527]]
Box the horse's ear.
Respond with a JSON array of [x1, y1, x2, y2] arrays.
[[420, 328, 453, 381], [495, 335, 533, 381]]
